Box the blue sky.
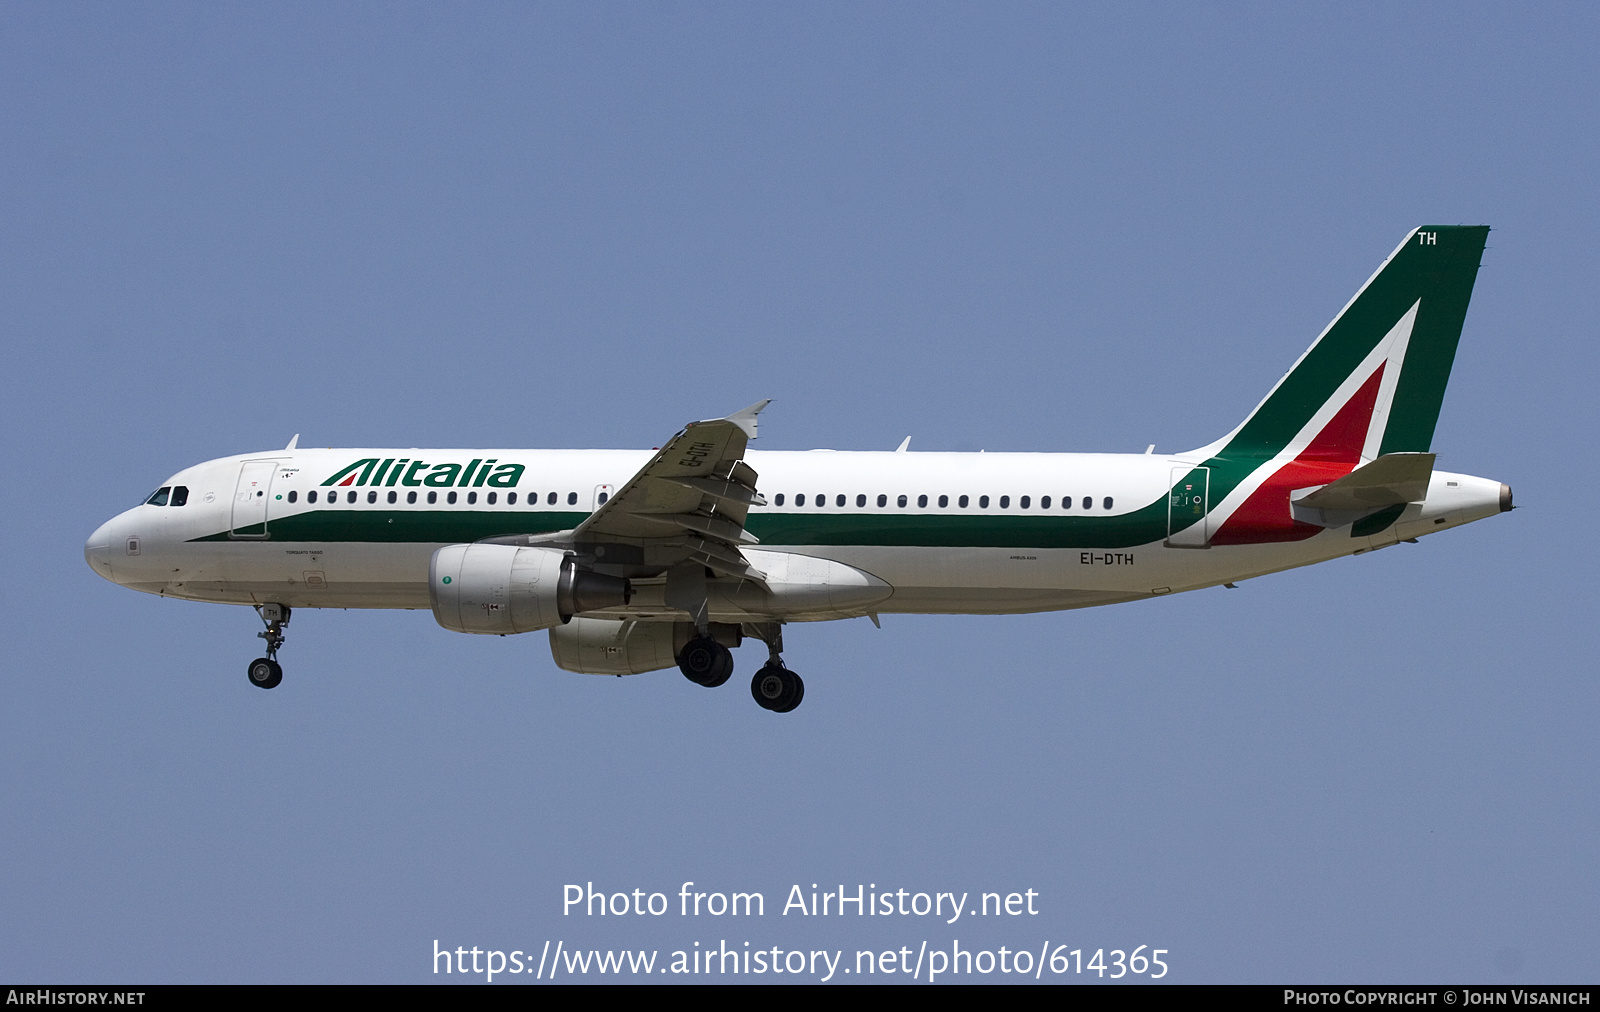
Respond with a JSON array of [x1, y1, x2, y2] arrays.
[[3, 3, 1596, 983]]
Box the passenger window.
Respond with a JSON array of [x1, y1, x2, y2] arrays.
[[467, 491, 477, 505], [547, 492, 557, 505], [387, 491, 397, 504], [1062, 496, 1071, 509], [856, 494, 866, 507], [979, 495, 989, 508], [897, 495, 907, 508], [346, 491, 357, 504], [917, 494, 927, 508], [447, 491, 458, 504], [287, 490, 297, 504], [567, 492, 577, 505], [488, 491, 497, 505], [796, 494, 806, 506], [507, 492, 517, 505], [877, 494, 887, 507], [597, 492, 607, 504], [836, 494, 845, 507], [309, 490, 319, 504], [145, 487, 170, 506], [938, 494, 948, 508], [367, 491, 377, 504], [1041, 495, 1051, 509], [1020, 495, 1030, 509], [1082, 496, 1092, 510], [408, 491, 417, 504], [428, 491, 438, 504], [775, 493, 785, 506], [1103, 497, 1114, 510], [1000, 495, 1010, 508], [171, 486, 189, 506], [959, 495, 969, 508]]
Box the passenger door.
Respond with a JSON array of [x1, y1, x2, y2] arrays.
[[230, 460, 279, 539]]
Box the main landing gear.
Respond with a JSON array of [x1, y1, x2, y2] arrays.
[[247, 603, 290, 690], [751, 663, 803, 713], [746, 622, 803, 713], [677, 635, 733, 688], [676, 621, 805, 712]]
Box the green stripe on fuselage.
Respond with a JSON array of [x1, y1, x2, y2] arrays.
[[189, 499, 1171, 549], [190, 510, 593, 544], [748, 502, 1167, 548]]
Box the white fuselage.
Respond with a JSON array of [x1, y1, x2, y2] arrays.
[[85, 447, 1507, 623]]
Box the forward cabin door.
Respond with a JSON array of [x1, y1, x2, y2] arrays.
[[1165, 466, 1211, 548], [230, 459, 279, 539]]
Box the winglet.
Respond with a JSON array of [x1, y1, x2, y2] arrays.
[[721, 400, 772, 439], [285, 434, 300, 450]]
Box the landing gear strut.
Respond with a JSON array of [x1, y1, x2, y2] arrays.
[[745, 622, 804, 713], [247, 603, 290, 690]]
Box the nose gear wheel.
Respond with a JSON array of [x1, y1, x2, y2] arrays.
[[247, 657, 282, 689]]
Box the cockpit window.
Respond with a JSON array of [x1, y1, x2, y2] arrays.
[[170, 486, 189, 506], [145, 487, 171, 506]]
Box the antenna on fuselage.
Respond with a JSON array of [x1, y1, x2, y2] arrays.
[[284, 434, 300, 450], [895, 436, 911, 453]]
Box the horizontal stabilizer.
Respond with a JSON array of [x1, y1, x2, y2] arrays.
[[1291, 452, 1435, 528]]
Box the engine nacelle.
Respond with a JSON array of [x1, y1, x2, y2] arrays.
[[550, 617, 742, 675], [429, 544, 631, 635]]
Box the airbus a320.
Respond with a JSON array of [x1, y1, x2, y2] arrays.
[[86, 227, 1511, 712]]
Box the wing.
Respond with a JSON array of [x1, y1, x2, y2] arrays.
[[569, 400, 771, 581]]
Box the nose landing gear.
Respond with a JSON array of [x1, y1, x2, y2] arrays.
[[247, 603, 290, 689], [247, 656, 282, 689]]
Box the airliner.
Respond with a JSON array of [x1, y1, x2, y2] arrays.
[[86, 226, 1510, 712]]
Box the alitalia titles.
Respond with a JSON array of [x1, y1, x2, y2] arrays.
[[321, 458, 526, 489]]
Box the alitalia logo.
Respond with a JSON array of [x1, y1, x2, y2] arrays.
[[321, 458, 526, 489]]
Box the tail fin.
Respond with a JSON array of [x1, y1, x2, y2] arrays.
[[1179, 227, 1488, 547], [1198, 226, 1489, 464]]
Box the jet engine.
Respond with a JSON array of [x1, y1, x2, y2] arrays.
[[550, 617, 742, 675], [429, 543, 631, 635]]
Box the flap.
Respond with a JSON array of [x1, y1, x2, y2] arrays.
[[568, 401, 772, 580]]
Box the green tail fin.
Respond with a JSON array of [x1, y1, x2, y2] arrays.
[[1209, 226, 1489, 462]]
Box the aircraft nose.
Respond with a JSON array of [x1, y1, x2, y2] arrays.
[[85, 519, 117, 582]]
